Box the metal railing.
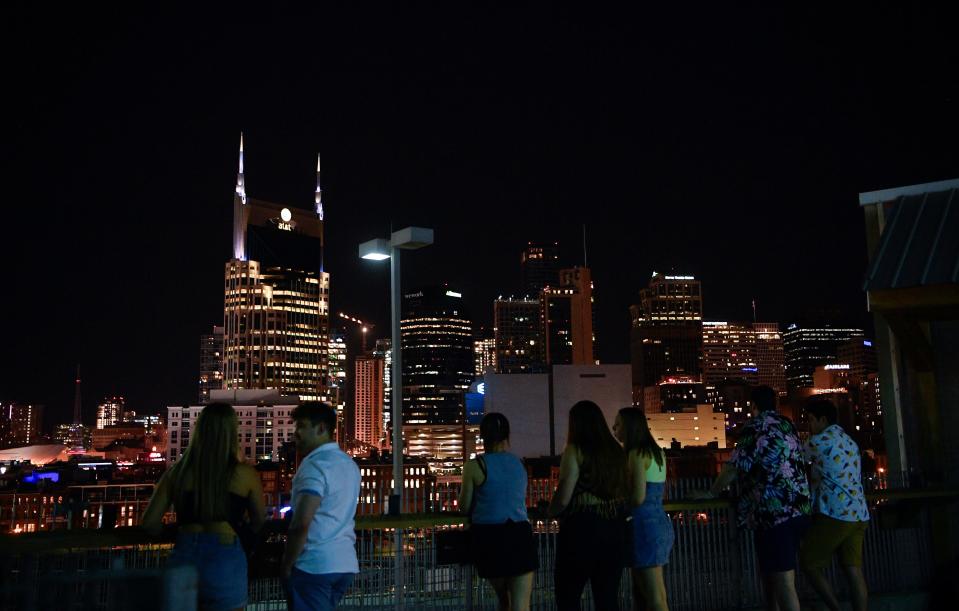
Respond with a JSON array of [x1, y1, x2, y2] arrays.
[[0, 488, 949, 610]]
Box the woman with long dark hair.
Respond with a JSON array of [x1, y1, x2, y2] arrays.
[[614, 407, 673, 611], [548, 400, 628, 610], [143, 403, 265, 611], [459, 412, 537, 611]]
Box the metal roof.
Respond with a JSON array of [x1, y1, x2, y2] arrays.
[[864, 181, 959, 291]]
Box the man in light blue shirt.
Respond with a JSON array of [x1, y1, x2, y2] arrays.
[[281, 402, 361, 610]]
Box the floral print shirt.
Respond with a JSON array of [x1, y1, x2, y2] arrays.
[[803, 424, 870, 522], [730, 411, 811, 530]]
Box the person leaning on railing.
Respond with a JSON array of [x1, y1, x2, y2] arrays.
[[799, 397, 870, 611], [547, 400, 629, 611], [458, 412, 537, 611], [142, 402, 266, 611], [691, 386, 810, 611], [614, 407, 673, 611], [281, 402, 361, 611]]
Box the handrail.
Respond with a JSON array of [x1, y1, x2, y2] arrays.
[[2, 487, 955, 555]]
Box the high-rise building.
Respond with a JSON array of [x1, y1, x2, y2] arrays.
[[702, 322, 758, 387], [543, 267, 595, 366], [783, 325, 864, 392], [474, 327, 496, 376], [702, 321, 786, 395], [96, 397, 124, 430], [630, 273, 704, 405], [401, 286, 474, 426], [521, 242, 561, 295], [494, 297, 543, 373], [374, 339, 392, 447], [199, 325, 224, 403], [223, 136, 330, 402], [3, 403, 44, 446], [838, 338, 878, 382], [354, 354, 385, 448], [328, 329, 348, 440], [753, 323, 787, 395]]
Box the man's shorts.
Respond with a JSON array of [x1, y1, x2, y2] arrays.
[[754, 514, 810, 573], [800, 514, 868, 570]]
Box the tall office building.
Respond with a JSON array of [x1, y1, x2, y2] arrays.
[[494, 297, 544, 373], [474, 327, 496, 376], [542, 267, 595, 366], [401, 286, 474, 425], [354, 353, 385, 448], [327, 329, 348, 442], [702, 321, 757, 386], [96, 397, 124, 430], [630, 273, 703, 405], [3, 403, 44, 446], [374, 339, 392, 445], [702, 321, 786, 395], [754, 323, 787, 395], [199, 325, 224, 402], [223, 136, 330, 401], [838, 338, 878, 382], [783, 325, 864, 392], [521, 242, 561, 295]]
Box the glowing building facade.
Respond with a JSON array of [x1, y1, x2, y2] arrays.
[[223, 136, 330, 402], [630, 273, 704, 405]]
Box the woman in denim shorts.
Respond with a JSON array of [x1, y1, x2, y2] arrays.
[[144, 403, 265, 611]]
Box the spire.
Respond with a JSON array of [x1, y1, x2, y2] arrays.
[[73, 364, 82, 425], [235, 132, 247, 205], [315, 153, 323, 220]]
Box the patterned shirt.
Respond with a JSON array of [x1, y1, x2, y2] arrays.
[[730, 411, 810, 530], [804, 424, 870, 522]]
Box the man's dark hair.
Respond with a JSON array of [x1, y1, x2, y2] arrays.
[[292, 402, 337, 433], [804, 398, 838, 425], [479, 412, 510, 446], [750, 385, 777, 413]]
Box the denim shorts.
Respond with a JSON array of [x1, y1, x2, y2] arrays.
[[168, 533, 248, 611], [286, 568, 354, 611]]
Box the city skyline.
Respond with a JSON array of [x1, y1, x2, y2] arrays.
[[4, 7, 958, 424]]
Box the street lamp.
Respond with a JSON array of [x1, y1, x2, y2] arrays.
[[359, 227, 434, 516]]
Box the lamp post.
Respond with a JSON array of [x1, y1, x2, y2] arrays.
[[360, 227, 432, 611], [359, 227, 434, 514]]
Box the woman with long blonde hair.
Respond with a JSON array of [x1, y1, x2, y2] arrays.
[[144, 402, 265, 611], [613, 407, 673, 611]]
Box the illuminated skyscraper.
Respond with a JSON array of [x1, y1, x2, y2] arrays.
[[702, 321, 786, 395], [630, 273, 704, 405], [521, 242, 561, 295], [223, 136, 330, 401], [328, 329, 348, 440], [474, 327, 496, 376], [783, 324, 864, 392], [96, 397, 124, 430], [374, 339, 392, 445], [354, 353, 385, 448], [753, 323, 787, 395], [494, 297, 543, 373], [542, 267, 595, 366], [3, 403, 44, 446], [199, 325, 224, 403], [401, 287, 474, 425]]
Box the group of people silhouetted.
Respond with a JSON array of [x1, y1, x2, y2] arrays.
[[144, 386, 870, 611]]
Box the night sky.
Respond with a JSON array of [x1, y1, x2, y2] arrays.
[[3, 6, 957, 427]]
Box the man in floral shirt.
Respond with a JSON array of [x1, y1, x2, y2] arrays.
[[698, 386, 810, 611], [800, 398, 869, 611]]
